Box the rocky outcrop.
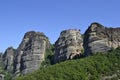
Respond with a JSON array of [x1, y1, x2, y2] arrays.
[[14, 31, 51, 76], [0, 53, 3, 60], [0, 53, 3, 72], [0, 74, 4, 80], [3, 47, 15, 73], [54, 29, 83, 63], [84, 22, 120, 55], [1, 22, 120, 78]]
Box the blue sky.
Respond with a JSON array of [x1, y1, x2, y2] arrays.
[[0, 0, 120, 52]]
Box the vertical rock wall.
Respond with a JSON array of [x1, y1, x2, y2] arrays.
[[0, 74, 4, 80], [3, 47, 15, 73], [14, 31, 51, 75], [1, 23, 120, 77], [84, 22, 120, 55], [54, 29, 83, 63]]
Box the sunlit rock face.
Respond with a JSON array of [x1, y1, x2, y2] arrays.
[[84, 22, 120, 55], [54, 29, 83, 63], [14, 31, 51, 76]]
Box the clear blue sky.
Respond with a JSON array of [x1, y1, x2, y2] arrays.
[[0, 0, 120, 52]]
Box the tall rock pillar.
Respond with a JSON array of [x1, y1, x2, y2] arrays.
[[84, 22, 120, 55], [14, 31, 50, 75], [54, 29, 83, 63]]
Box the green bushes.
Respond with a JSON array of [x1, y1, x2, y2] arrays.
[[16, 48, 120, 80]]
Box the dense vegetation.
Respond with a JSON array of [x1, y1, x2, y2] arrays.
[[41, 44, 54, 67], [15, 47, 120, 80]]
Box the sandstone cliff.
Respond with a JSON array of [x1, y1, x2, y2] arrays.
[[0, 74, 4, 80], [54, 29, 83, 63], [1, 22, 120, 79], [14, 31, 51, 76], [0, 53, 3, 61], [0, 53, 3, 71], [0, 53, 4, 80], [84, 22, 120, 55], [3, 47, 15, 73]]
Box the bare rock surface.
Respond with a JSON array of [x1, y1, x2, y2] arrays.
[[54, 29, 83, 63], [84, 22, 120, 55], [14, 31, 51, 75], [3, 47, 15, 73]]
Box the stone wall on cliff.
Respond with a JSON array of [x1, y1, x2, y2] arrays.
[[84, 22, 120, 55], [54, 29, 83, 63]]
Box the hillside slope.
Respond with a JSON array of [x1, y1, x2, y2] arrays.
[[16, 47, 120, 80]]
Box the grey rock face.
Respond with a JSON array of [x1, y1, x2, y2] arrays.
[[14, 31, 50, 75], [54, 29, 83, 63], [0, 53, 3, 60], [0, 53, 3, 72], [0, 74, 4, 80], [84, 22, 120, 55], [3, 47, 15, 73]]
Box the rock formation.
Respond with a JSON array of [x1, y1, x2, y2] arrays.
[[0, 53, 3, 60], [0, 74, 4, 80], [0, 53, 4, 73], [14, 31, 51, 76], [54, 29, 83, 63], [84, 22, 120, 55], [1, 22, 120, 79], [3, 47, 15, 73]]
